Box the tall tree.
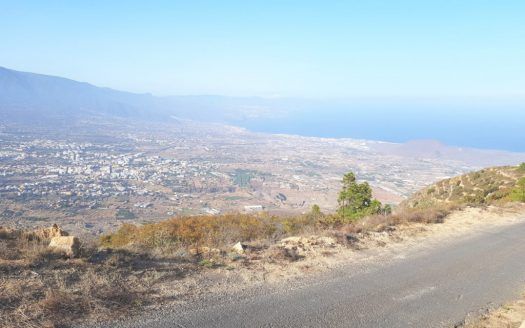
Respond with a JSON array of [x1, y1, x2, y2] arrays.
[[337, 172, 382, 220]]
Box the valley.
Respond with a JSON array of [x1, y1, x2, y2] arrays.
[[3, 119, 524, 237]]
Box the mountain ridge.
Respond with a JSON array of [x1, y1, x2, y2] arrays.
[[0, 66, 293, 123], [2, 66, 525, 155]]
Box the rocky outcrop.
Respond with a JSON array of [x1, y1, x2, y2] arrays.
[[49, 236, 80, 258]]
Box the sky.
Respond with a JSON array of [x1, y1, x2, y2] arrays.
[[1, 0, 525, 98]]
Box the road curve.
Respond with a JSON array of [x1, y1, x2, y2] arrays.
[[103, 219, 525, 328]]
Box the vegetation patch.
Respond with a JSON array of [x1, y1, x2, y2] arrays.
[[231, 169, 266, 188], [100, 213, 319, 251], [510, 177, 525, 202], [116, 208, 136, 220], [403, 164, 525, 208]]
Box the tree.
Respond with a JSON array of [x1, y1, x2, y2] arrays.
[[337, 172, 382, 220], [518, 163, 525, 172]]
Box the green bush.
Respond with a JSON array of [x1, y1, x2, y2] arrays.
[[510, 177, 525, 202]]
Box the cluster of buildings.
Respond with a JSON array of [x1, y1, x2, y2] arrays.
[[0, 137, 227, 211]]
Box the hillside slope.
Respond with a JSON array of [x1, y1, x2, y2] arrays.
[[0, 66, 292, 124], [0, 66, 173, 122], [403, 164, 525, 208]]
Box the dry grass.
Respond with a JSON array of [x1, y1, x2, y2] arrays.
[[0, 228, 191, 328], [100, 212, 319, 252], [336, 203, 460, 235], [458, 294, 525, 327], [100, 203, 461, 261]]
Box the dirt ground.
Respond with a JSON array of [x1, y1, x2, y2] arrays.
[[460, 295, 525, 328]]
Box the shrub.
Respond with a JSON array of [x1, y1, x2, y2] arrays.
[[510, 177, 525, 202], [100, 213, 318, 251], [335, 204, 458, 236], [391, 205, 455, 224]]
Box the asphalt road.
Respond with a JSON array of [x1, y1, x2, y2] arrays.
[[102, 219, 525, 328]]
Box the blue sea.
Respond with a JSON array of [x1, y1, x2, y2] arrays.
[[232, 102, 525, 152]]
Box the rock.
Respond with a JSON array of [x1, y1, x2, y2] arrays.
[[49, 236, 80, 258], [231, 242, 246, 254]]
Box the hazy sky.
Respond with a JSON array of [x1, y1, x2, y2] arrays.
[[1, 1, 524, 98]]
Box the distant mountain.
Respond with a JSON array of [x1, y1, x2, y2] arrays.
[[0, 66, 168, 122], [0, 66, 297, 124]]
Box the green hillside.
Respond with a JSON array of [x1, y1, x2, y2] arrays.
[[403, 164, 525, 209]]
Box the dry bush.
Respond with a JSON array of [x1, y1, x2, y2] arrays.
[[38, 290, 90, 324], [0, 230, 51, 262], [391, 204, 460, 225], [100, 205, 463, 257], [336, 204, 459, 236], [100, 213, 319, 252]]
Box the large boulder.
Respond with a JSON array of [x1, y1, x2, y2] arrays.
[[49, 236, 80, 258]]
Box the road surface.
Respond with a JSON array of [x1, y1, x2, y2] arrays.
[[101, 219, 525, 328]]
